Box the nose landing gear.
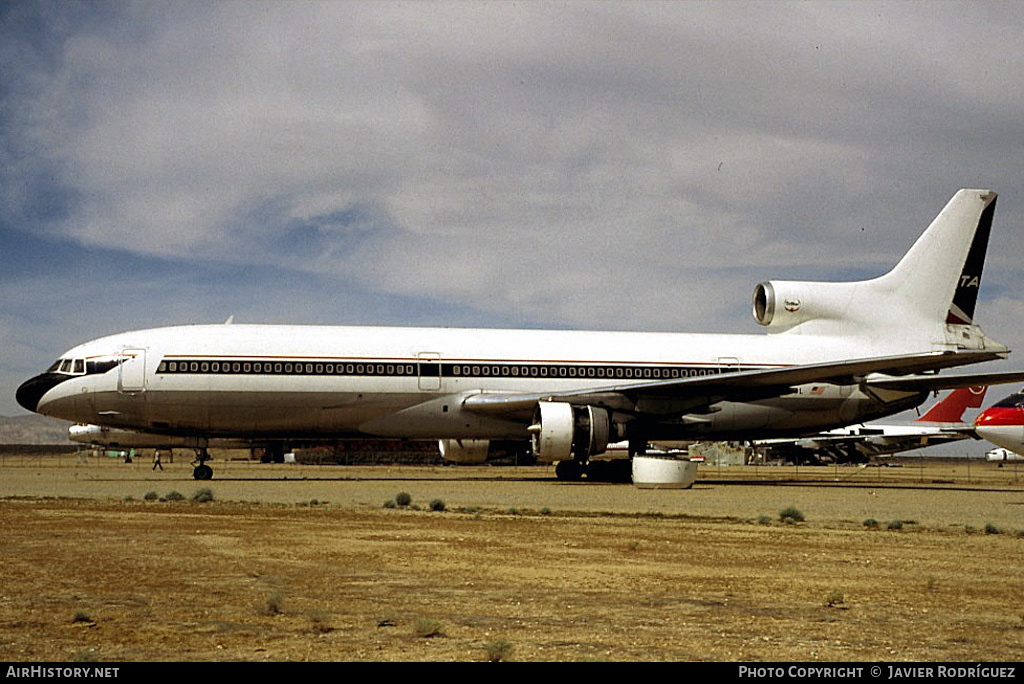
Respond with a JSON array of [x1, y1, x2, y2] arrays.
[[191, 448, 214, 480]]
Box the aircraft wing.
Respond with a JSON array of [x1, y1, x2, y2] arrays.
[[753, 427, 979, 464], [462, 350, 1006, 419]]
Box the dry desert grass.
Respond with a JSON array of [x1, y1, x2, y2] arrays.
[[0, 456, 1022, 662]]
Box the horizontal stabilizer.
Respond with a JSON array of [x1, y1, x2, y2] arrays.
[[867, 371, 1024, 393]]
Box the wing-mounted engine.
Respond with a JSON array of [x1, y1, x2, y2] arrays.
[[752, 280, 859, 333], [529, 402, 611, 463], [438, 438, 530, 464]]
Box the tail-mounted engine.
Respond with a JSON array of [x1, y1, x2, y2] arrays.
[[752, 280, 855, 332], [529, 402, 611, 463]]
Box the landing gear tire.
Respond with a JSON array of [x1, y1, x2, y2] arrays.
[[587, 459, 633, 483], [555, 459, 584, 481], [191, 448, 214, 480]]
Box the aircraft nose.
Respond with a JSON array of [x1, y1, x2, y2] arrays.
[[973, 407, 1024, 452], [16, 373, 69, 413]]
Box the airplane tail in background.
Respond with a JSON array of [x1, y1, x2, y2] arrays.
[[916, 386, 987, 423], [753, 189, 1000, 351]]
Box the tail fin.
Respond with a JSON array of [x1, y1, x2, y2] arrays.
[[877, 189, 997, 326], [754, 189, 1000, 348], [917, 386, 987, 422]]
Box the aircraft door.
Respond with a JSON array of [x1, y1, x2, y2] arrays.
[[119, 349, 147, 393], [717, 357, 740, 375], [417, 352, 442, 391]]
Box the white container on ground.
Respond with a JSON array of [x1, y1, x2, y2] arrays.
[[632, 456, 697, 489]]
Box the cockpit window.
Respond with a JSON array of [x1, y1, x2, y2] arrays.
[[992, 393, 1024, 409], [86, 359, 120, 375], [46, 356, 131, 376], [53, 358, 92, 375]]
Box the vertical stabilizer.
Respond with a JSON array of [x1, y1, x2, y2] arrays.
[[753, 189, 1000, 349], [876, 189, 997, 326], [916, 386, 987, 423]]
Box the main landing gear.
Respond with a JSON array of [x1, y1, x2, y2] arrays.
[[191, 448, 214, 480], [555, 458, 633, 483]]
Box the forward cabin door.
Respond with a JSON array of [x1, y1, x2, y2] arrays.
[[119, 348, 147, 393]]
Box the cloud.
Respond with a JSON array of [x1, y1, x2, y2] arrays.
[[3, 1, 1024, 414]]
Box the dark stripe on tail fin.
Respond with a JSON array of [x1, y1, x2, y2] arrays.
[[946, 198, 996, 324]]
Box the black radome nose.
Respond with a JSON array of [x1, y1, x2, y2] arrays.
[[16, 373, 70, 413]]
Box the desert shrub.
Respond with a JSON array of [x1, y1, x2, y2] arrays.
[[191, 487, 214, 503], [383, 499, 397, 508], [964, 525, 977, 535], [143, 491, 159, 501], [540, 507, 552, 516], [863, 518, 879, 529], [165, 490, 185, 502], [72, 611, 93, 624], [779, 506, 805, 524], [756, 515, 772, 526], [825, 589, 845, 607], [414, 619, 445, 638], [429, 498, 446, 512], [984, 523, 1002, 535], [887, 520, 904, 531], [262, 590, 284, 616], [308, 609, 332, 634], [485, 638, 515, 662], [395, 492, 412, 507]]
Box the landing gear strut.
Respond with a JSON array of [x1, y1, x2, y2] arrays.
[[192, 448, 213, 480]]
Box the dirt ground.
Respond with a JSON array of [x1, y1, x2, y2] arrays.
[[1, 455, 1022, 662]]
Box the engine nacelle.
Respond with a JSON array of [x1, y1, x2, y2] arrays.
[[752, 280, 856, 332], [530, 402, 611, 463], [438, 439, 530, 464], [438, 438, 490, 464]]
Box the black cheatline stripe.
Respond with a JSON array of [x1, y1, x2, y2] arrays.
[[155, 358, 749, 380]]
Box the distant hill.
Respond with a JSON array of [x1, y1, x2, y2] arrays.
[[0, 414, 74, 445]]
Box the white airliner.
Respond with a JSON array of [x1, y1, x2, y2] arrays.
[[750, 386, 987, 464], [18, 189, 1024, 480]]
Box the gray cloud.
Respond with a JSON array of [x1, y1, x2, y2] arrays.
[[4, 1, 1024, 414]]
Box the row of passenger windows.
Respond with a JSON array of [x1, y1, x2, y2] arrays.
[[159, 360, 417, 376], [449, 364, 719, 379], [156, 359, 731, 379]]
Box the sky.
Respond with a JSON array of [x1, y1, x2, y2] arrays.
[[2, 0, 1024, 425]]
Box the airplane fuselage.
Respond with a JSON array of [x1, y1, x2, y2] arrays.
[[19, 323, 927, 444]]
